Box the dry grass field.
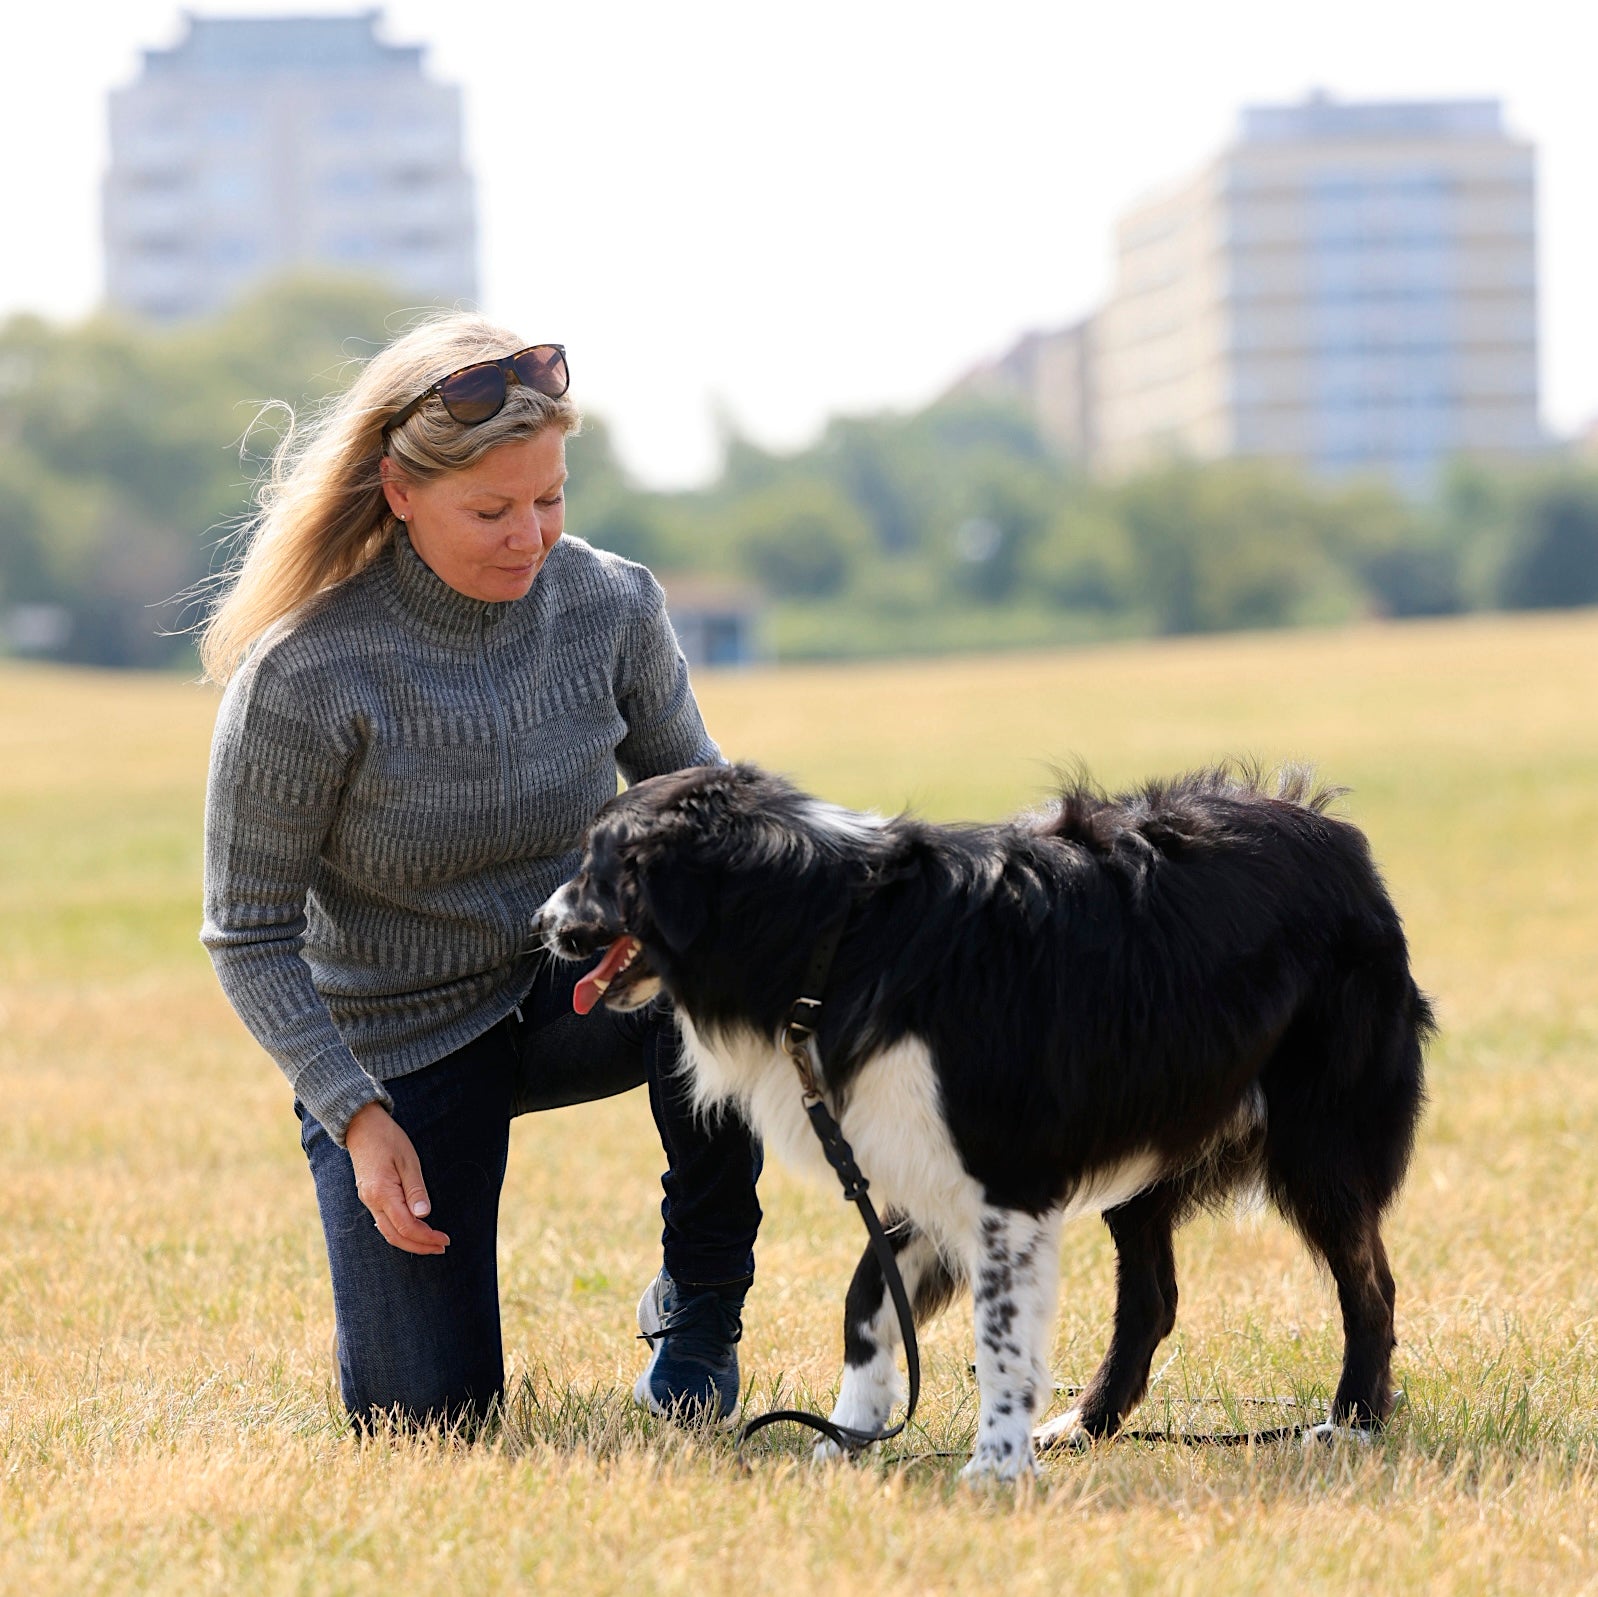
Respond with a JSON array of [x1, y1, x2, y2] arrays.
[[2, 610, 1596, 1594]]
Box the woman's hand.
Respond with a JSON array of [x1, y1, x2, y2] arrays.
[[344, 1102, 451, 1255]]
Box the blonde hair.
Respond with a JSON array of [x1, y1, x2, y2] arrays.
[[199, 313, 579, 683]]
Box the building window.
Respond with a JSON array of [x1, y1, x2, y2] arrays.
[[132, 234, 188, 258], [324, 234, 379, 261], [208, 170, 263, 205], [323, 169, 378, 197], [323, 106, 376, 133], [211, 236, 260, 266], [127, 168, 189, 193], [205, 107, 257, 140], [703, 617, 747, 666]]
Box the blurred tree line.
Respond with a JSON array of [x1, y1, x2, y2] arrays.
[[3, 276, 1597, 668], [0, 276, 400, 666]]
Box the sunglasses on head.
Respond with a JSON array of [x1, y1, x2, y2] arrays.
[[383, 343, 570, 434]]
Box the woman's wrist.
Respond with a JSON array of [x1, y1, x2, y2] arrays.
[[344, 1097, 393, 1145]]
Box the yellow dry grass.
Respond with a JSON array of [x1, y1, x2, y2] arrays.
[[2, 611, 1596, 1594]]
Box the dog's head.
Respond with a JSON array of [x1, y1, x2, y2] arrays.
[[535, 762, 880, 1017]]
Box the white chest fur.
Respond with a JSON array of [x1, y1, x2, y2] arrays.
[[675, 1018, 982, 1261], [674, 1014, 1167, 1268]]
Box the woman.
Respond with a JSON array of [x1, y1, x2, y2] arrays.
[[199, 315, 761, 1429]]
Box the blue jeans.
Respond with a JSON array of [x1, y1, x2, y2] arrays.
[[297, 960, 763, 1427]]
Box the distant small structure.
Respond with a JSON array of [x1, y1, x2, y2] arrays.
[[103, 10, 477, 320], [1, 604, 73, 656], [659, 575, 764, 670]]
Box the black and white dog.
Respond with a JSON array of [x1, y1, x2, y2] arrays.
[[537, 762, 1430, 1480]]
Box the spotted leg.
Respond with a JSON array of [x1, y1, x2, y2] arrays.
[[819, 1213, 964, 1459], [962, 1204, 1064, 1483]]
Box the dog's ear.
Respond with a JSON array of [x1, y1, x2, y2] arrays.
[[636, 863, 709, 953]]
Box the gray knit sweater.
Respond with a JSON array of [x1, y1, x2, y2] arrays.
[[201, 527, 718, 1144]]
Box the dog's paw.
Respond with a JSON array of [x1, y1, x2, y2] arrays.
[[811, 1434, 861, 1465], [810, 1395, 890, 1465], [1032, 1406, 1094, 1452], [1302, 1421, 1376, 1447], [821, 1363, 898, 1453], [959, 1441, 1040, 1485]]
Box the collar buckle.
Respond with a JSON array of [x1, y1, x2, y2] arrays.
[[782, 996, 825, 1101]]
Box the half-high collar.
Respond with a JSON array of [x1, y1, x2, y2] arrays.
[[378, 524, 532, 650]]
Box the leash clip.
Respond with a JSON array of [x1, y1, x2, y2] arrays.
[[782, 996, 825, 1101]]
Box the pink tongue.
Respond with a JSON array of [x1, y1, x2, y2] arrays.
[[572, 936, 642, 1016]]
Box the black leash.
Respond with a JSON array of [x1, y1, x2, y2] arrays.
[[737, 899, 924, 1458], [1101, 1388, 1394, 1448], [1117, 1424, 1305, 1447]]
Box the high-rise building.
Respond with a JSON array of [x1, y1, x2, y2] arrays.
[[1093, 94, 1541, 489], [103, 11, 477, 321]]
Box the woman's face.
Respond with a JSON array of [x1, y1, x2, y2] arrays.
[[381, 429, 568, 603]]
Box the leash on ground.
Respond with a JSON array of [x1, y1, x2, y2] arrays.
[[1045, 1357, 1316, 1449]]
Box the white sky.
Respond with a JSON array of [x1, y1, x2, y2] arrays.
[[1, 0, 1593, 487]]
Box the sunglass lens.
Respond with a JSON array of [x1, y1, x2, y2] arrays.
[[439, 362, 507, 424], [510, 345, 569, 399]]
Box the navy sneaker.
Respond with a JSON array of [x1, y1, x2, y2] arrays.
[[633, 1269, 747, 1426]]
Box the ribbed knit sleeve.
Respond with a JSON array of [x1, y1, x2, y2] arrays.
[[201, 654, 394, 1143], [614, 569, 721, 783]]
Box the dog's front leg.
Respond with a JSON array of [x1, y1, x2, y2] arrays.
[[961, 1204, 1063, 1484], [819, 1214, 963, 1461]]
